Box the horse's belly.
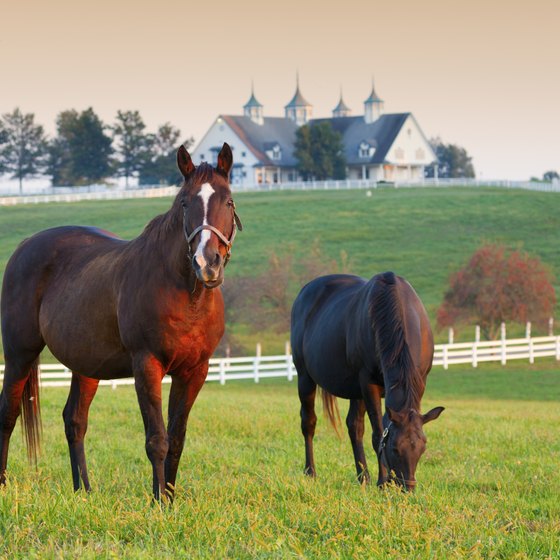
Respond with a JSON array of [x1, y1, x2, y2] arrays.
[[39, 285, 128, 377]]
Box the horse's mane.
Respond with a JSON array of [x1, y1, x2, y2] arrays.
[[370, 272, 424, 410]]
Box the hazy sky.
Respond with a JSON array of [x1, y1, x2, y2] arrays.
[[2, 0, 558, 180]]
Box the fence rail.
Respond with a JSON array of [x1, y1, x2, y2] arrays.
[[0, 335, 558, 388], [2, 178, 559, 205]]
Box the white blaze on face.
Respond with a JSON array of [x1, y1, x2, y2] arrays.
[[194, 182, 215, 268]]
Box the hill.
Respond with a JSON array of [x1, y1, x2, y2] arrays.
[[1, 187, 559, 357]]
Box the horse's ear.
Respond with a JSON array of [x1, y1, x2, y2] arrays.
[[387, 408, 407, 425], [422, 406, 445, 424], [177, 145, 195, 178], [216, 142, 233, 178]]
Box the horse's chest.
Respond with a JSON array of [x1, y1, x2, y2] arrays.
[[160, 315, 222, 366]]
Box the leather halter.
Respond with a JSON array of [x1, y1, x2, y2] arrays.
[[182, 203, 241, 266], [378, 421, 393, 472]]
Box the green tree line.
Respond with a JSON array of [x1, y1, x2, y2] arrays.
[[0, 107, 193, 192]]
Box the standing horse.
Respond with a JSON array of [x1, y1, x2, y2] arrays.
[[291, 271, 444, 490], [0, 143, 242, 501]]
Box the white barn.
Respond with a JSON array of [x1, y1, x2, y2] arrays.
[[191, 81, 436, 188]]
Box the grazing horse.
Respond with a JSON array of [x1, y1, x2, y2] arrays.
[[291, 271, 444, 490], [0, 143, 242, 501]]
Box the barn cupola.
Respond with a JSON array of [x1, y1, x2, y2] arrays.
[[364, 78, 384, 124], [243, 84, 264, 125], [332, 88, 352, 118], [285, 74, 313, 126]]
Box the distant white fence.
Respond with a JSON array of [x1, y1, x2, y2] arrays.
[[1, 335, 558, 388], [0, 186, 178, 206], [434, 335, 560, 370], [2, 178, 559, 205]]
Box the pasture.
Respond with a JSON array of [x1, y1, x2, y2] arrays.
[[1, 186, 559, 557], [1, 186, 559, 359], [0, 361, 558, 558]]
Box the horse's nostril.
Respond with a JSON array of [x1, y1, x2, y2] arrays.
[[213, 252, 222, 266]]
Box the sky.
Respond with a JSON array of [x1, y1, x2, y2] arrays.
[[2, 0, 559, 181]]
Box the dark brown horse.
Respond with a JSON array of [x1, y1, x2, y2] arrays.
[[291, 271, 444, 490], [0, 143, 242, 500]]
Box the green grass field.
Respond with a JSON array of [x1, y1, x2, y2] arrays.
[[1, 186, 559, 357], [1, 188, 559, 557], [0, 362, 558, 558]]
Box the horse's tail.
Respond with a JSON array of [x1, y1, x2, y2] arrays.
[[21, 360, 42, 465], [319, 388, 342, 438]]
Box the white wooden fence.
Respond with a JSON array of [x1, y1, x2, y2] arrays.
[[2, 178, 559, 206], [1, 335, 558, 388], [434, 335, 560, 370]]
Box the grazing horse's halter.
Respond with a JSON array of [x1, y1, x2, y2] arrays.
[[182, 202, 242, 266], [378, 421, 393, 473]]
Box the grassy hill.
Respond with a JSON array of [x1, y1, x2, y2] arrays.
[[1, 186, 559, 357]]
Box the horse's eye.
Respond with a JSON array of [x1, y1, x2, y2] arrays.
[[227, 199, 235, 208]]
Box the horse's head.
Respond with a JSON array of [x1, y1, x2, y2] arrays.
[[177, 143, 243, 288], [379, 406, 444, 491]]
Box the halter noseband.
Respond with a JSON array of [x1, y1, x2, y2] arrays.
[[182, 204, 240, 266], [378, 421, 393, 472]]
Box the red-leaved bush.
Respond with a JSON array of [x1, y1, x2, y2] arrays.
[[437, 244, 556, 339]]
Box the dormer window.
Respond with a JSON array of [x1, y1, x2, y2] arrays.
[[359, 141, 375, 159], [265, 143, 282, 161]]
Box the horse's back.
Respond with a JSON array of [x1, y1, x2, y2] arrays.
[[1, 226, 128, 372], [291, 274, 367, 398]]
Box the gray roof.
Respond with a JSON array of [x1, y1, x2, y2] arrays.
[[333, 96, 351, 113], [243, 91, 263, 109], [313, 113, 409, 164], [364, 84, 383, 104], [222, 115, 299, 166], [285, 86, 312, 108], [222, 113, 411, 167]]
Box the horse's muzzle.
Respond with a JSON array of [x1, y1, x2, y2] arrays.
[[192, 259, 223, 289]]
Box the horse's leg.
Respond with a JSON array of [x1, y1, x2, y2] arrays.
[[0, 353, 42, 485], [62, 373, 99, 492], [298, 371, 318, 477], [164, 364, 208, 500], [346, 398, 371, 484], [133, 354, 168, 501], [358, 375, 388, 486]]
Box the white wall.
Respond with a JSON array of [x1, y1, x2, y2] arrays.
[[385, 115, 436, 167], [190, 117, 260, 188]]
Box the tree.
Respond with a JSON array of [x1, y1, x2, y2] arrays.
[[48, 108, 113, 186], [543, 170, 559, 182], [0, 108, 48, 193], [425, 137, 475, 179], [112, 110, 152, 187], [294, 122, 346, 180], [437, 244, 556, 339], [139, 123, 193, 186]]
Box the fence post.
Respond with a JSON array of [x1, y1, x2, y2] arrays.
[[448, 328, 454, 345], [285, 341, 294, 381], [556, 336, 560, 361], [443, 345, 449, 370], [219, 358, 226, 385], [549, 317, 554, 336], [529, 336, 534, 364], [253, 343, 261, 383], [475, 325, 480, 343], [501, 322, 507, 365], [525, 322, 531, 339]]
